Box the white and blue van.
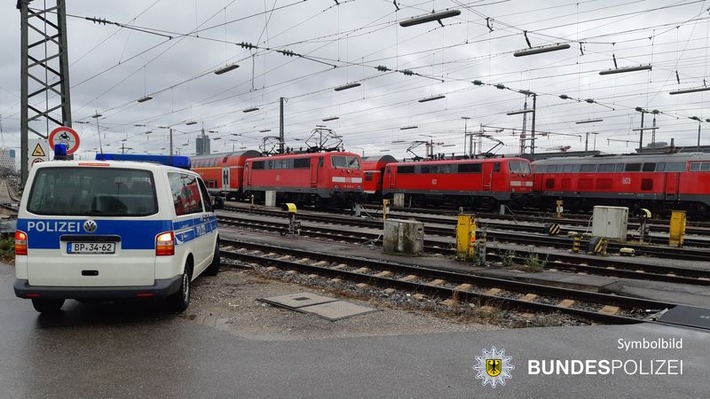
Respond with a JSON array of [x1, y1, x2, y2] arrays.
[[14, 152, 221, 313]]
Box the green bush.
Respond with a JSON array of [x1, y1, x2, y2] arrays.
[[0, 235, 14, 262]]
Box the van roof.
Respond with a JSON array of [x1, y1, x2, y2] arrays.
[[32, 159, 196, 174]]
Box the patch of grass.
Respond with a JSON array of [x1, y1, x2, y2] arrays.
[[501, 249, 516, 268], [0, 235, 14, 264], [524, 253, 547, 273]]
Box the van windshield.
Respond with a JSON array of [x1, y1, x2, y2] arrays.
[[27, 167, 158, 216]]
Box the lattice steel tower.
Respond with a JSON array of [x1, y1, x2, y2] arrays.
[[18, 0, 72, 184]]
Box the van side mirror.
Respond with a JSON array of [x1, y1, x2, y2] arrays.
[[212, 196, 224, 210]]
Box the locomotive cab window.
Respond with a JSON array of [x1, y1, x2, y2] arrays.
[[508, 160, 531, 174], [331, 155, 360, 169]]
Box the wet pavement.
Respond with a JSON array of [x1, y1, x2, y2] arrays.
[[2, 261, 709, 398]]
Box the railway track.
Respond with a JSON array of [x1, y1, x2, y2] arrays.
[[220, 205, 710, 261], [216, 213, 710, 287], [358, 205, 710, 236], [360, 203, 710, 231], [219, 237, 697, 329]]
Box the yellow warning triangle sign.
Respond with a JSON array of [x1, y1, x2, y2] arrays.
[[32, 143, 46, 157]]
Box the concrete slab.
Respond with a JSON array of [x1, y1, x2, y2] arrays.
[[659, 304, 710, 329], [259, 292, 337, 309], [299, 300, 377, 321], [602, 282, 710, 308]]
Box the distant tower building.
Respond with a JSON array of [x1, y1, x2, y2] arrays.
[[0, 148, 16, 172], [195, 129, 211, 155]]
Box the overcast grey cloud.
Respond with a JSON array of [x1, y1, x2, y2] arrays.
[[2, 0, 710, 160]]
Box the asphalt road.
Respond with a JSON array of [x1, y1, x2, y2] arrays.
[[1, 263, 708, 399]]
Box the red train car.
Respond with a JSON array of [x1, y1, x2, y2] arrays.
[[243, 151, 363, 207], [532, 152, 710, 215], [191, 150, 261, 200], [381, 157, 533, 209], [361, 155, 397, 200]]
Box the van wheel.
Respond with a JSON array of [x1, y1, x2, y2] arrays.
[[32, 298, 65, 314], [167, 268, 191, 313], [204, 242, 220, 276]]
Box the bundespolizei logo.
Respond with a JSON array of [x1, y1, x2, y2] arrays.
[[473, 346, 514, 388]]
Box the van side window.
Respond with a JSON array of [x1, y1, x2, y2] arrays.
[[198, 178, 212, 212], [169, 172, 204, 216]]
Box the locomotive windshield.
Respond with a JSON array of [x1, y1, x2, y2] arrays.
[[508, 160, 531, 174], [332, 155, 361, 169]]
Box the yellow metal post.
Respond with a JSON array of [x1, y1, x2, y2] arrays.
[[456, 214, 476, 259], [669, 210, 686, 247]]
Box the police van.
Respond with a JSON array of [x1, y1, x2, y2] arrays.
[[14, 151, 221, 313]]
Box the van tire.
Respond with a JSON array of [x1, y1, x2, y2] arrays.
[[32, 298, 65, 314], [204, 242, 220, 276], [167, 267, 191, 313]]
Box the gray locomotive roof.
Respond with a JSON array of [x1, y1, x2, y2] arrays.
[[533, 152, 710, 165], [191, 150, 261, 160]]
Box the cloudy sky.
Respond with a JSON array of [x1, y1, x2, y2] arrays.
[[2, 0, 710, 161]]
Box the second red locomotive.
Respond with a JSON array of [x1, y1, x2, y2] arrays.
[[378, 157, 534, 209], [531, 152, 710, 215]]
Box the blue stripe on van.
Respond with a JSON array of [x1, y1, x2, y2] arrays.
[[16, 218, 207, 250]]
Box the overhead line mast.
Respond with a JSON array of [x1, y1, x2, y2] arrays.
[[18, 0, 73, 184]]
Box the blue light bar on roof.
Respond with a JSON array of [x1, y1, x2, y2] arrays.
[[95, 153, 191, 169]]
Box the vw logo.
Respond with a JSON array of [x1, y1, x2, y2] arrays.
[[83, 220, 97, 233]]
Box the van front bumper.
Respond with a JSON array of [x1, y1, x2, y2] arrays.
[[13, 276, 182, 300]]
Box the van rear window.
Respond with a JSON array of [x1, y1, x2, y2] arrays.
[[27, 167, 158, 216]]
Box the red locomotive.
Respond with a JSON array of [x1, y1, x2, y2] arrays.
[[377, 157, 533, 209], [532, 152, 710, 215], [191, 150, 261, 200], [243, 151, 363, 207]]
